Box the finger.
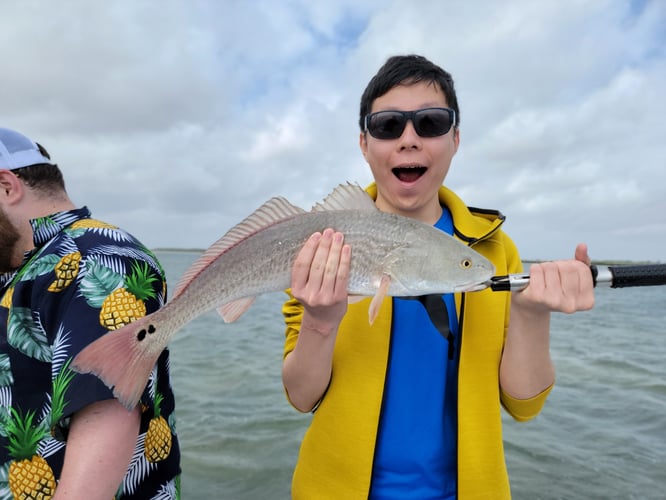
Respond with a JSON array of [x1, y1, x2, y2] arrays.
[[572, 259, 595, 309], [334, 242, 351, 297], [526, 262, 547, 292], [561, 264, 593, 312], [547, 260, 593, 312], [526, 261, 564, 307], [574, 243, 591, 265], [307, 228, 335, 290], [291, 232, 322, 290], [541, 262, 564, 295], [559, 263, 582, 305], [322, 231, 345, 290]]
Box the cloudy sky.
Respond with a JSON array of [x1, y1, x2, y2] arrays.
[[3, 0, 664, 262]]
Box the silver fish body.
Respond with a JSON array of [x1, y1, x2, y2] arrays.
[[159, 184, 494, 333], [189, 212, 486, 298], [72, 183, 495, 409]]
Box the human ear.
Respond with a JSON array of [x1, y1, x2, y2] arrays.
[[0, 171, 24, 203], [452, 128, 460, 154], [359, 132, 369, 160]]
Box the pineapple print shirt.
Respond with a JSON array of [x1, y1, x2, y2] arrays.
[[0, 207, 181, 499]]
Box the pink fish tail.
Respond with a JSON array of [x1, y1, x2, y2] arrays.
[[72, 318, 161, 410]]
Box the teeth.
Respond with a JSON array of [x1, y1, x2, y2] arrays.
[[392, 165, 427, 171], [393, 166, 426, 182], [392, 166, 427, 171]]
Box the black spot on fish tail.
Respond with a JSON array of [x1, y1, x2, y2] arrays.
[[137, 329, 147, 341], [148, 324, 156, 334]]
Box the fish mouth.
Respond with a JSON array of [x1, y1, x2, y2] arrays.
[[455, 281, 490, 293], [392, 165, 427, 183]]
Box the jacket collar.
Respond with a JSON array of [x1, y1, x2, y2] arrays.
[[364, 182, 505, 246]]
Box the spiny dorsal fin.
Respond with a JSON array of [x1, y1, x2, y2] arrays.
[[172, 196, 306, 299], [311, 182, 377, 212]]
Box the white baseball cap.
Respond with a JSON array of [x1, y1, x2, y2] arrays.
[[0, 127, 54, 170]]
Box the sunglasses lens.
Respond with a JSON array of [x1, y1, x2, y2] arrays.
[[366, 111, 408, 139], [366, 108, 454, 139], [414, 109, 453, 137]]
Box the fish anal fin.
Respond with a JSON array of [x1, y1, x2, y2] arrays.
[[219, 296, 257, 323], [311, 182, 377, 213], [368, 274, 391, 324]]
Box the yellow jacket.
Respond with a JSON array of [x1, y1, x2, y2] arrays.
[[283, 184, 553, 499]]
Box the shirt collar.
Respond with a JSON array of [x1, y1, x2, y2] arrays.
[[1, 207, 91, 288], [30, 206, 91, 247]]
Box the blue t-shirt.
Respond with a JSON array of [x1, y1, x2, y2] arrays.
[[370, 208, 459, 500]]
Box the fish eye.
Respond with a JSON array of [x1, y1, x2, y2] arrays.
[[460, 258, 472, 269]]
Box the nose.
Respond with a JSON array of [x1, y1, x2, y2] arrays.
[[398, 119, 421, 149]]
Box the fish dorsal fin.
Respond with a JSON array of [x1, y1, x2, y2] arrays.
[[311, 182, 377, 212], [172, 196, 306, 299]]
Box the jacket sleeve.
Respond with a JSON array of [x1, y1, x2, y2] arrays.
[[501, 385, 554, 422], [498, 231, 554, 421], [282, 289, 303, 359]]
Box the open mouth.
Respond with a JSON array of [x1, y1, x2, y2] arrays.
[[392, 166, 427, 183]]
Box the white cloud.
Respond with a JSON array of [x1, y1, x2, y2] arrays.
[[1, 0, 664, 261]]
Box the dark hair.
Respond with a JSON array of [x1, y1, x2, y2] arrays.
[[359, 54, 460, 131], [12, 163, 66, 192], [11, 143, 66, 192]]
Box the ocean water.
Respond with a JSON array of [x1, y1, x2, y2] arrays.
[[157, 250, 666, 499]]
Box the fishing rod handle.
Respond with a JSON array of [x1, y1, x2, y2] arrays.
[[596, 263, 666, 288], [491, 263, 666, 291]]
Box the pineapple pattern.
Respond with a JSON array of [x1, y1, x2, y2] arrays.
[[99, 261, 159, 331], [47, 251, 81, 292], [6, 409, 56, 499], [0, 207, 180, 499], [145, 392, 172, 463]]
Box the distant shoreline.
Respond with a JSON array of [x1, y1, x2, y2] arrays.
[[154, 248, 204, 253]]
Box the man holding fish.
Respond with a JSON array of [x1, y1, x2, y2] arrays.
[[0, 128, 180, 499], [282, 55, 595, 499]]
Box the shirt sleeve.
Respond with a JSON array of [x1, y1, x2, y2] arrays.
[[44, 246, 166, 434]]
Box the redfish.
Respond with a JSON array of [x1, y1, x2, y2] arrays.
[[72, 183, 494, 409]]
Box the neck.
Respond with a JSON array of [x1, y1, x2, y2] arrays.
[[17, 195, 77, 260], [28, 191, 76, 220], [375, 196, 443, 225]]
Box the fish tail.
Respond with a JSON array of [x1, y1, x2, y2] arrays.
[[72, 316, 162, 410]]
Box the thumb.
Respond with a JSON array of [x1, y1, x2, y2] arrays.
[[574, 243, 591, 266]]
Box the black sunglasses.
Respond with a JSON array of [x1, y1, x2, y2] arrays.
[[364, 107, 456, 140]]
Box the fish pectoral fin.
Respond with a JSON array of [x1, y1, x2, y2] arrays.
[[219, 297, 257, 323], [368, 274, 391, 325]]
